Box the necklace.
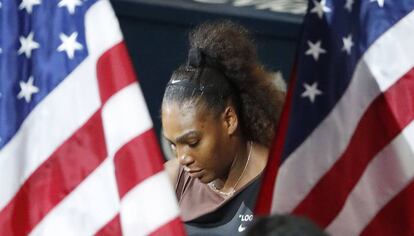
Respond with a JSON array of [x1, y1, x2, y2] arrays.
[[208, 141, 253, 197]]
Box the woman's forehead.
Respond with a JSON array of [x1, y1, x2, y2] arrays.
[[163, 101, 208, 120], [162, 102, 214, 137]]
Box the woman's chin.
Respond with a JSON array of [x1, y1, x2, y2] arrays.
[[198, 174, 214, 184]]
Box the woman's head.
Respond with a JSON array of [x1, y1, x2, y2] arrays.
[[162, 21, 284, 181], [162, 100, 240, 183]]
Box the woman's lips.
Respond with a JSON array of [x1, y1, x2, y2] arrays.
[[185, 168, 203, 178], [184, 166, 201, 173]]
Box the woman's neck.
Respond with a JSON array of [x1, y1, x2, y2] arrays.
[[211, 139, 252, 193]]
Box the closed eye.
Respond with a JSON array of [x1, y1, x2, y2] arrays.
[[188, 140, 199, 148]]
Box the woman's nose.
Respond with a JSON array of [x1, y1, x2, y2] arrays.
[[178, 153, 194, 166]]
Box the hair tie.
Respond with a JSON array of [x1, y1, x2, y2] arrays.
[[187, 48, 204, 68]]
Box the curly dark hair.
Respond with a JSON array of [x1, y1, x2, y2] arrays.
[[162, 20, 285, 147]]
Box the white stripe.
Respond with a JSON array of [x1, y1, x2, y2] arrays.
[[120, 171, 180, 236], [84, 0, 122, 58], [272, 9, 414, 213], [0, 0, 122, 211], [29, 157, 120, 236], [326, 120, 414, 236], [102, 83, 153, 156], [30, 82, 154, 235]]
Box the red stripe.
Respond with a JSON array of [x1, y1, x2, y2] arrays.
[[148, 217, 186, 236], [361, 179, 414, 236], [293, 68, 414, 227], [255, 64, 298, 215], [95, 214, 122, 236], [96, 42, 137, 104], [114, 129, 164, 198], [0, 112, 107, 236]]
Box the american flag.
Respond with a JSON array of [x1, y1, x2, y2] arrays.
[[256, 0, 414, 235], [0, 0, 185, 235]]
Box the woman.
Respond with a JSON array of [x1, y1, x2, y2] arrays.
[[162, 21, 285, 235]]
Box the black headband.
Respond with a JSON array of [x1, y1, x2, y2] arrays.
[[166, 48, 236, 98]]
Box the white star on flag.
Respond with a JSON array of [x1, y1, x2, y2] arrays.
[[305, 40, 327, 61], [17, 76, 39, 103], [19, 0, 41, 14], [310, 0, 331, 19], [370, 0, 385, 7], [345, 0, 354, 12], [57, 32, 83, 59], [58, 0, 82, 14], [18, 32, 40, 58], [342, 34, 354, 55], [301, 82, 323, 103]]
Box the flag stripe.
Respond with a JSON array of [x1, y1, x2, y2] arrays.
[[96, 42, 137, 104], [101, 83, 153, 156], [98, 131, 182, 235], [272, 9, 414, 213], [361, 180, 414, 236], [95, 215, 123, 236], [326, 120, 414, 235], [292, 67, 414, 227], [114, 130, 164, 198], [0, 112, 106, 236], [29, 157, 120, 236], [30, 83, 157, 235], [119, 171, 180, 236], [84, 0, 123, 61]]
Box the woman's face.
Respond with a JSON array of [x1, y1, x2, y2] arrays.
[[162, 101, 235, 183]]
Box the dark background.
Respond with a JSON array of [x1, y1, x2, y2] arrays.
[[110, 0, 304, 150]]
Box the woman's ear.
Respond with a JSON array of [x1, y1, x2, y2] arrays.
[[222, 106, 238, 135]]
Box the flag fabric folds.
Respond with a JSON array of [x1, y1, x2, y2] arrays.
[[256, 0, 414, 235], [0, 0, 185, 235]]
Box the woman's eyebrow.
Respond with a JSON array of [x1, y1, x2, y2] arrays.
[[176, 131, 200, 143]]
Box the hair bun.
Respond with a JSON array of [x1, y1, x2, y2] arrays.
[[187, 48, 204, 68]]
